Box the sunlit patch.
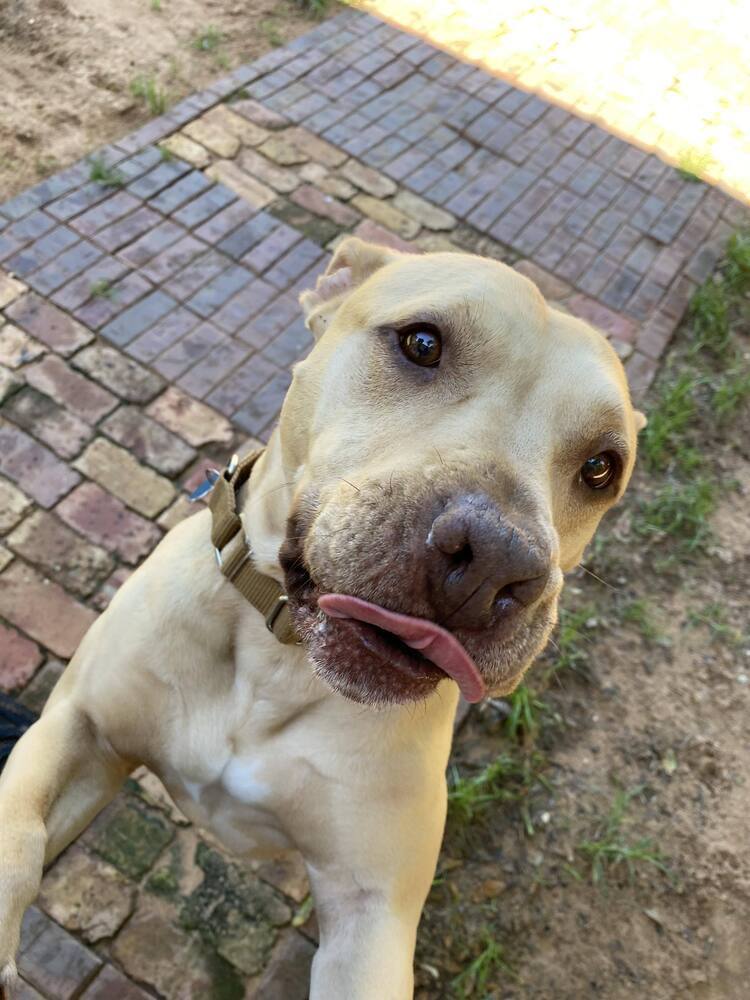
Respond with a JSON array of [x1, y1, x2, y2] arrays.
[[356, 0, 750, 202]]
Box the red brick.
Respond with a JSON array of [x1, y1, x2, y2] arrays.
[[7, 509, 114, 598], [24, 355, 117, 423], [4, 386, 93, 460], [101, 406, 196, 476], [625, 350, 658, 398], [56, 482, 161, 565], [18, 909, 101, 999], [81, 964, 152, 1000], [351, 219, 418, 253], [291, 184, 360, 227], [0, 561, 96, 658], [0, 621, 43, 692], [5, 293, 93, 356], [72, 345, 164, 403], [636, 310, 677, 360], [91, 566, 134, 612], [0, 420, 80, 508], [565, 293, 639, 343], [147, 386, 234, 448], [514, 259, 572, 302]]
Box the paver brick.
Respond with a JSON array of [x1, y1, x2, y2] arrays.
[[72, 344, 164, 403], [218, 212, 278, 260], [178, 339, 250, 399], [50, 255, 130, 313], [70, 191, 141, 238], [238, 147, 300, 194], [128, 306, 202, 363], [207, 354, 281, 415], [207, 160, 278, 211], [291, 184, 360, 226], [264, 238, 325, 288], [0, 419, 81, 507], [350, 194, 419, 239], [101, 405, 197, 476], [7, 509, 114, 598], [81, 964, 153, 1000], [4, 386, 93, 460], [127, 159, 191, 200], [152, 321, 229, 380], [232, 370, 292, 437], [0, 323, 46, 368], [564, 293, 640, 342], [0, 272, 28, 308], [243, 226, 302, 275], [159, 134, 211, 169], [0, 210, 56, 261], [171, 184, 237, 228], [19, 907, 102, 999], [232, 98, 290, 130], [0, 477, 32, 532], [213, 278, 278, 333], [100, 290, 177, 347], [73, 272, 154, 332], [56, 482, 161, 565], [24, 355, 117, 423], [27, 240, 103, 297], [6, 226, 80, 278], [0, 560, 96, 658], [74, 437, 175, 518], [339, 159, 396, 198], [262, 318, 314, 368], [0, 621, 43, 693], [392, 190, 455, 231], [147, 386, 235, 447], [95, 206, 162, 253], [0, 362, 20, 404], [118, 220, 186, 269]]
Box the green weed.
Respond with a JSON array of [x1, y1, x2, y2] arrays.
[[712, 366, 750, 420], [88, 156, 124, 187], [452, 934, 516, 997], [193, 25, 223, 52], [577, 786, 670, 885], [90, 279, 116, 300], [723, 231, 750, 295], [151, 0, 162, 10], [504, 685, 548, 743], [549, 605, 597, 679], [447, 751, 545, 827], [621, 598, 662, 642], [635, 477, 715, 553], [640, 373, 699, 471], [130, 74, 168, 115], [261, 19, 284, 47], [689, 278, 731, 357], [687, 603, 745, 647], [297, 0, 329, 15]]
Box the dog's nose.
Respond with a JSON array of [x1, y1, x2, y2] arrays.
[[426, 495, 550, 630]]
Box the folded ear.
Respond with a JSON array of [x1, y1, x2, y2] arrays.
[[299, 237, 401, 338], [634, 410, 647, 431]]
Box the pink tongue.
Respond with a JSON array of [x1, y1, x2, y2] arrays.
[[318, 594, 486, 703]]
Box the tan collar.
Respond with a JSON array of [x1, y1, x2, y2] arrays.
[[206, 450, 297, 644]]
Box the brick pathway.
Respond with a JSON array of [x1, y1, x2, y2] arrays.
[[0, 7, 747, 998]]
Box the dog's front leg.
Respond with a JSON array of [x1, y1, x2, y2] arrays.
[[305, 782, 446, 1000], [0, 696, 131, 996]]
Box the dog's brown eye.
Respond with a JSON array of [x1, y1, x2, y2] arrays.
[[581, 452, 618, 490], [399, 326, 441, 367]]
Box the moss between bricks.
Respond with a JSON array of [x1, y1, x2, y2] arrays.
[[179, 842, 292, 976], [92, 799, 174, 879], [269, 198, 341, 246]]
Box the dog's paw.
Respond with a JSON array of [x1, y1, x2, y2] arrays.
[[0, 959, 18, 1000]]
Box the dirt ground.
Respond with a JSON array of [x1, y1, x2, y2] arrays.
[[0, 0, 335, 200], [417, 251, 750, 997]]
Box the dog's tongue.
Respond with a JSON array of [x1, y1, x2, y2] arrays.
[[317, 594, 486, 703]]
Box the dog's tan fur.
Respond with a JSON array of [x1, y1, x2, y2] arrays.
[[0, 239, 643, 999]]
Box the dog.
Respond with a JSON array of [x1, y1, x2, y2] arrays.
[[0, 237, 644, 999]]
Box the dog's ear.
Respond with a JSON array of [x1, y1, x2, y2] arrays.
[[634, 410, 647, 431], [299, 237, 400, 338]]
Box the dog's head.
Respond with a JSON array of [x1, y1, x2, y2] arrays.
[[275, 238, 643, 707]]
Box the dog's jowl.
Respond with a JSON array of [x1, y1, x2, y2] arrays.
[[0, 239, 644, 999]]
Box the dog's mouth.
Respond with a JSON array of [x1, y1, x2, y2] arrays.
[[318, 594, 486, 702]]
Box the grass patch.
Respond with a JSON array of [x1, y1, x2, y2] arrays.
[[635, 477, 715, 554], [130, 74, 168, 116], [723, 231, 750, 295], [640, 372, 700, 472], [689, 278, 731, 357], [504, 685, 550, 743], [712, 366, 750, 421], [447, 751, 546, 831], [452, 934, 516, 997], [261, 19, 285, 47], [687, 602, 745, 647], [576, 786, 670, 885], [88, 156, 124, 188], [621, 598, 662, 642], [193, 25, 223, 52]]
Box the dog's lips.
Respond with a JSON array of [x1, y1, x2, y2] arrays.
[[317, 594, 487, 703]]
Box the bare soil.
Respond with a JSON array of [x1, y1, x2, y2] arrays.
[[417, 310, 750, 997], [0, 0, 335, 201]]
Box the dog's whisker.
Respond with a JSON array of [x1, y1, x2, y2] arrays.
[[434, 447, 445, 467], [577, 563, 618, 591], [339, 477, 361, 493]]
